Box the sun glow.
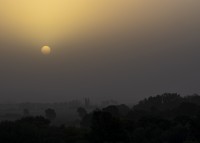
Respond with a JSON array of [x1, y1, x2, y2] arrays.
[[0, 0, 138, 44], [41, 46, 51, 55], [0, 0, 91, 42]]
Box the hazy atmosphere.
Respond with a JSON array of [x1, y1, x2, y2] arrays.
[[0, 0, 200, 103]]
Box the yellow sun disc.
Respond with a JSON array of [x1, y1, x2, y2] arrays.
[[41, 46, 51, 55]]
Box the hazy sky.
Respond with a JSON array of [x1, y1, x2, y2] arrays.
[[0, 1, 200, 103]]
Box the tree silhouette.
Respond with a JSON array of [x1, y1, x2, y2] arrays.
[[45, 108, 56, 121], [23, 108, 30, 117], [77, 107, 87, 119], [90, 110, 127, 143], [1, 93, 200, 143]]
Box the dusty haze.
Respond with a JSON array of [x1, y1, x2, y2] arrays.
[[0, 0, 200, 103]]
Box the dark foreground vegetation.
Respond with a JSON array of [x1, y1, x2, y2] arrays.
[[1, 93, 200, 143]]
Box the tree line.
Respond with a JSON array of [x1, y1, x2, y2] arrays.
[[1, 93, 200, 143]]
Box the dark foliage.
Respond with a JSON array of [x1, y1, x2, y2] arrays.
[[1, 93, 200, 143], [45, 108, 57, 121], [77, 107, 87, 119]]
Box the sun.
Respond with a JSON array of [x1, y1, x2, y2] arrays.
[[41, 46, 51, 55]]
